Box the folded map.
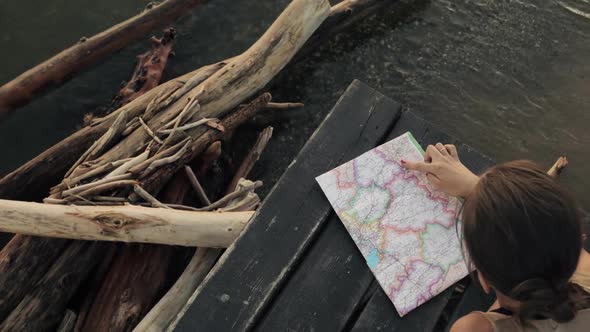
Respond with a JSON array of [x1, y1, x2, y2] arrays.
[[315, 132, 468, 316]]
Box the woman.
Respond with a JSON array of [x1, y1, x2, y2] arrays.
[[401, 143, 590, 332]]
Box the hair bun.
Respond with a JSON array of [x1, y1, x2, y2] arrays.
[[548, 283, 577, 322], [510, 278, 581, 323]]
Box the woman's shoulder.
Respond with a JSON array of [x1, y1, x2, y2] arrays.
[[450, 312, 494, 332]]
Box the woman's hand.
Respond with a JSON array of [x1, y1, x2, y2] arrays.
[[401, 143, 479, 198]]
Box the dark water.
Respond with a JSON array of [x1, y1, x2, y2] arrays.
[[1, 0, 589, 208]]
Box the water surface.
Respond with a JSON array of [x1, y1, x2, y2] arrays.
[[0, 0, 588, 208]]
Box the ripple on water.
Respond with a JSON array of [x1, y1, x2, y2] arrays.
[[0, 0, 588, 211]]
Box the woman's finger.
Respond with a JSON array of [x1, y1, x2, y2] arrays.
[[444, 144, 459, 160], [401, 160, 435, 173], [435, 142, 449, 156], [425, 145, 443, 161]]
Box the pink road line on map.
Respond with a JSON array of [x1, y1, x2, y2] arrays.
[[388, 259, 445, 313], [332, 164, 362, 211], [373, 146, 408, 164], [380, 216, 455, 234], [398, 260, 444, 293], [375, 229, 424, 265], [402, 172, 457, 214], [360, 150, 458, 216], [381, 169, 407, 188], [377, 172, 460, 233], [333, 165, 356, 189], [372, 148, 394, 164], [408, 259, 446, 295]]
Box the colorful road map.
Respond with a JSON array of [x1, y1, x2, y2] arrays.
[[316, 132, 468, 316]]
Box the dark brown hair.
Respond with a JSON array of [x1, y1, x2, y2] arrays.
[[462, 160, 588, 323]]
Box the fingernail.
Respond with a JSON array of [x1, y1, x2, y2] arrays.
[[400, 159, 406, 164]]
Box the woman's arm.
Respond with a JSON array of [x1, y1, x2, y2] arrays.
[[401, 143, 479, 197]]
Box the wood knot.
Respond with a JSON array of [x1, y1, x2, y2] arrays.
[[260, 92, 272, 104], [58, 273, 74, 289], [120, 288, 131, 302], [145, 2, 157, 10], [95, 214, 129, 230], [124, 304, 142, 330]]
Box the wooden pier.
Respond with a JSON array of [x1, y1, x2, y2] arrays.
[[173, 80, 495, 331]]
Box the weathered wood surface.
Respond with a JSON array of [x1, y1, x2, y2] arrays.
[[295, 0, 403, 61], [0, 199, 253, 247], [254, 215, 377, 331], [0, 63, 223, 202], [172, 81, 496, 331], [134, 248, 221, 332], [252, 87, 402, 332], [75, 243, 177, 332], [137, 127, 270, 331], [87, 0, 331, 179], [0, 0, 208, 120], [72, 244, 118, 332], [75, 168, 200, 332], [225, 127, 273, 195], [118, 154, 220, 332], [0, 240, 105, 332], [0, 236, 69, 321], [0, 55, 222, 330], [350, 110, 494, 331], [0, 0, 403, 204], [107, 28, 177, 114], [0, 1, 330, 329], [258, 110, 455, 332], [56, 310, 77, 332], [173, 80, 399, 331]]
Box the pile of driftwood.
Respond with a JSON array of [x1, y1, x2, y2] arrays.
[[0, 0, 409, 331]]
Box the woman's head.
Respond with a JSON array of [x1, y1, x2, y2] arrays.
[[461, 160, 585, 322]]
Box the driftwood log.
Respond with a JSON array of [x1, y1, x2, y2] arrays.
[[74, 244, 178, 332], [135, 247, 221, 332], [0, 199, 253, 247], [0, 236, 70, 321], [226, 126, 273, 194], [74, 171, 193, 331], [56, 310, 77, 332], [74, 147, 225, 331], [548, 156, 568, 179], [72, 244, 118, 332], [0, 0, 408, 329], [0, 30, 187, 323], [104, 28, 177, 117], [0, 0, 404, 203], [0, 62, 225, 202], [37, 1, 329, 329], [0, 240, 107, 332], [64, 1, 330, 328], [0, 0, 208, 121], [134, 128, 273, 332]]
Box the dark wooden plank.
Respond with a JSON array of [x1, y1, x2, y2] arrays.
[[252, 84, 403, 332], [253, 215, 376, 331], [351, 287, 455, 332], [350, 110, 494, 332], [456, 143, 494, 175], [173, 80, 401, 332]]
